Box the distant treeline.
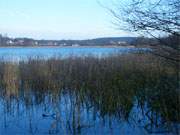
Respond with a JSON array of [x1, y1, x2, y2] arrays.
[[0, 34, 137, 46], [0, 34, 179, 51]]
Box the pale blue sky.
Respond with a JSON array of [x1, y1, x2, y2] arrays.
[[0, 0, 131, 39]]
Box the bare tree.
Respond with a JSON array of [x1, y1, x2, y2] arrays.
[[108, 0, 180, 62]]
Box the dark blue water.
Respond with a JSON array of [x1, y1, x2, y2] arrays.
[[0, 94, 148, 135], [0, 47, 148, 61]]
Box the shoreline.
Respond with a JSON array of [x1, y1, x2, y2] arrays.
[[0, 45, 136, 48]]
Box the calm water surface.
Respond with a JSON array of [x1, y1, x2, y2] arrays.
[[0, 47, 147, 61]]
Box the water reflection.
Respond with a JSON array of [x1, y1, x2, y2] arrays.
[[0, 54, 179, 135]]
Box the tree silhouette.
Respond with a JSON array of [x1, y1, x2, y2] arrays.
[[109, 0, 180, 62]]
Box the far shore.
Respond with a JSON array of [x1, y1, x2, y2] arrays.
[[0, 45, 137, 48]]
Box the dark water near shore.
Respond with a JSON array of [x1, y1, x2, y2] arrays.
[[0, 92, 148, 135], [0, 48, 179, 135]]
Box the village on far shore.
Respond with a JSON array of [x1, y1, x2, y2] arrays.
[[0, 34, 139, 47]]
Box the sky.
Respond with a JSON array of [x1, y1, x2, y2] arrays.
[[0, 0, 132, 40]]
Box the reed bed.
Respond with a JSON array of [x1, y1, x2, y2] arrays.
[[0, 53, 179, 134]]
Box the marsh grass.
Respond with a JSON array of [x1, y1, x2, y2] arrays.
[[0, 53, 179, 134]]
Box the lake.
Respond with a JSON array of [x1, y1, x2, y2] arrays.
[[0, 47, 179, 135], [0, 46, 148, 61]]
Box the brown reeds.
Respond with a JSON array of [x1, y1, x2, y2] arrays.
[[0, 53, 179, 134]]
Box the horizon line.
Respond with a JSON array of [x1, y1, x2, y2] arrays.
[[0, 34, 137, 41]]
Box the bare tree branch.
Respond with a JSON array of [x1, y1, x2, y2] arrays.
[[109, 0, 180, 62]]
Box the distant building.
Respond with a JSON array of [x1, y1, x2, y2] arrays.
[[117, 41, 127, 45], [6, 40, 14, 45], [54, 42, 58, 46], [34, 41, 38, 45], [60, 43, 67, 46], [72, 44, 80, 47]]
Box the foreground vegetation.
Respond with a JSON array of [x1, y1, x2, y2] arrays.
[[0, 53, 179, 134]]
